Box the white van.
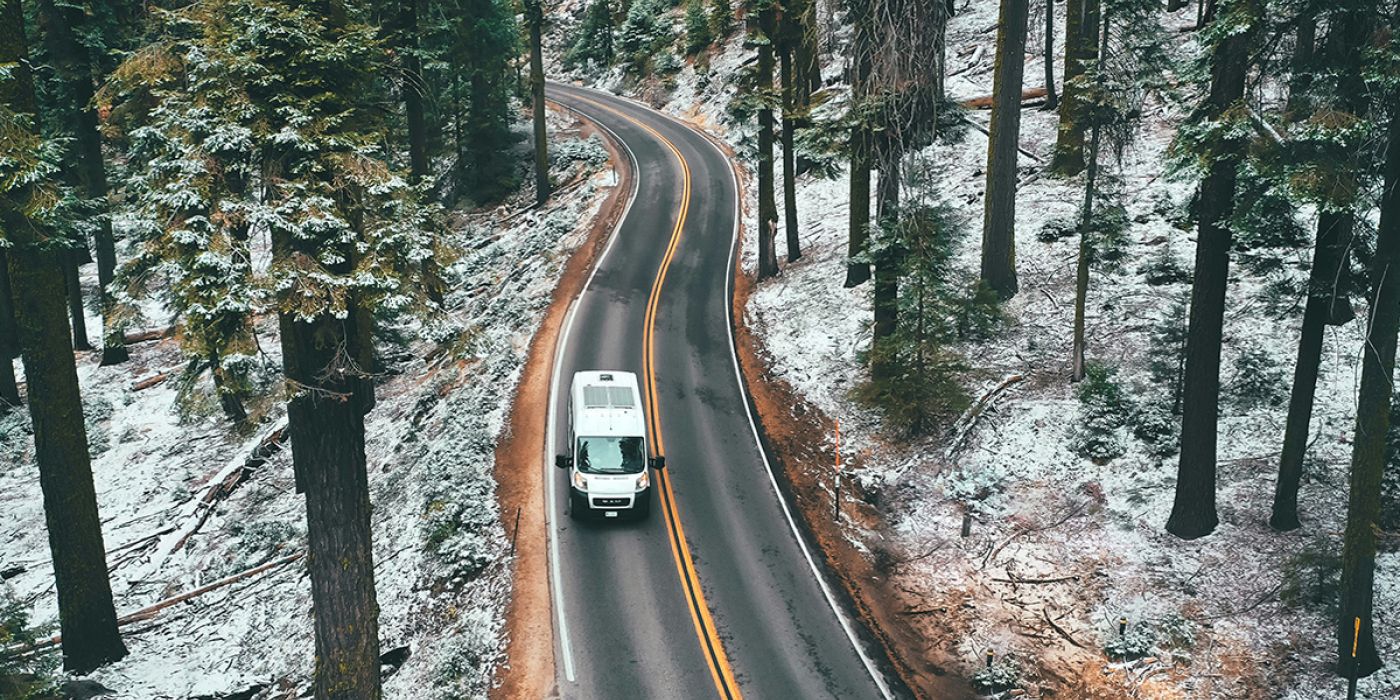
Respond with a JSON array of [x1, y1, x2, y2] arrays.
[[556, 371, 665, 519]]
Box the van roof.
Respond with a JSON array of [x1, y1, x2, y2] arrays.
[[571, 371, 647, 438]]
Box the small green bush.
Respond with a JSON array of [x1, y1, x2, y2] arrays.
[[1070, 363, 1129, 462], [972, 654, 1021, 693], [1280, 536, 1342, 614], [1130, 403, 1179, 458], [854, 339, 971, 439], [1227, 348, 1287, 412]]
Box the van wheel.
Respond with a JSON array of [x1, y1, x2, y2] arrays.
[[569, 492, 588, 520], [633, 492, 652, 520]]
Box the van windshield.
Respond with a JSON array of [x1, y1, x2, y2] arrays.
[[576, 436, 646, 474]]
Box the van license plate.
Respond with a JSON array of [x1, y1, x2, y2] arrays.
[[604, 511, 618, 518]]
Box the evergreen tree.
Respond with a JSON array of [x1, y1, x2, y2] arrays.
[[980, 0, 1030, 300], [845, 0, 874, 287], [711, 0, 734, 38], [0, 250, 18, 410], [398, 0, 431, 183], [1166, 0, 1261, 540], [618, 0, 675, 74], [449, 0, 520, 201], [685, 0, 712, 55], [34, 0, 128, 365], [112, 2, 446, 693], [565, 0, 615, 69], [1334, 7, 1399, 678], [1272, 0, 1377, 531], [0, 0, 126, 673]]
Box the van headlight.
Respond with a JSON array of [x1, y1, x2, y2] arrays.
[[635, 472, 649, 491], [572, 472, 588, 491]]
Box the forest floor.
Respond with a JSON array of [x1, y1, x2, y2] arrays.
[[553, 0, 1400, 697], [0, 108, 617, 698]]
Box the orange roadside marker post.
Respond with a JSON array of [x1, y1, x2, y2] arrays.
[[1347, 616, 1360, 700]]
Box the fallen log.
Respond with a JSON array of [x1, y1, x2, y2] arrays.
[[960, 87, 1049, 110], [123, 326, 175, 344], [131, 367, 179, 391], [947, 373, 1025, 457]]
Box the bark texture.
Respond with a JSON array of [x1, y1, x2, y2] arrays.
[[980, 0, 1030, 300], [527, 0, 550, 204], [757, 2, 780, 279], [1166, 0, 1256, 540], [1050, 0, 1098, 175], [1335, 90, 1400, 682], [0, 250, 20, 409], [401, 0, 430, 183], [780, 35, 801, 263], [845, 0, 873, 287], [0, 0, 126, 672]]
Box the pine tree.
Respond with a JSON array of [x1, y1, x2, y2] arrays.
[[1043, 0, 1058, 111], [1334, 7, 1399, 678], [1166, 0, 1261, 540], [399, 0, 431, 183], [35, 0, 128, 365], [779, 0, 807, 262], [711, 0, 734, 38], [685, 0, 712, 55], [1271, 0, 1376, 531], [980, 0, 1030, 300], [565, 0, 616, 69], [0, 0, 126, 673], [449, 0, 520, 201]]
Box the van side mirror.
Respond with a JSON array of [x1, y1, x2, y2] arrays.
[[555, 455, 573, 469], [649, 456, 666, 470]]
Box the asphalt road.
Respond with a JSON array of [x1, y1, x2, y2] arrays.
[[543, 84, 900, 700]]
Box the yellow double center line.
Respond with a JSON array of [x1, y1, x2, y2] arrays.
[[572, 94, 742, 700]]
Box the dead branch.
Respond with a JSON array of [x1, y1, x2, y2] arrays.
[[981, 500, 1089, 569], [1043, 608, 1086, 648], [132, 367, 180, 391], [3, 552, 303, 659], [947, 374, 1025, 457], [991, 572, 1082, 585], [960, 115, 1046, 164]]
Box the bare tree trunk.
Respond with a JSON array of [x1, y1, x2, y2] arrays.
[[1070, 13, 1107, 383], [1050, 0, 1097, 175], [401, 0, 430, 183], [980, 0, 1030, 300], [0, 250, 20, 410], [757, 2, 780, 279], [780, 37, 801, 262], [872, 148, 900, 380], [37, 0, 127, 365], [1284, 16, 1316, 117], [1043, 0, 1058, 111], [527, 0, 550, 205], [846, 0, 873, 287], [0, 0, 126, 671], [1166, 0, 1256, 540], [1335, 99, 1399, 683]]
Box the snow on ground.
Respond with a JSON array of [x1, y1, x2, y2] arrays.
[[553, 0, 1399, 697], [0, 110, 613, 698]]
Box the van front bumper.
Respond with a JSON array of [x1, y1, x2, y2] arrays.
[[570, 485, 652, 516]]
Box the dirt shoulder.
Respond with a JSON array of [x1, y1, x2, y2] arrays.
[[722, 175, 974, 699], [491, 104, 634, 700]]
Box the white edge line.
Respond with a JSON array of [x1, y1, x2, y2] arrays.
[[542, 87, 643, 686], [565, 83, 895, 698], [680, 98, 898, 699]]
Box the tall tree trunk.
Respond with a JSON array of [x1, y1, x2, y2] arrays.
[[0, 250, 19, 410], [1271, 5, 1372, 531], [780, 36, 801, 262], [1335, 97, 1399, 683], [980, 0, 1030, 300], [37, 0, 127, 365], [1284, 15, 1316, 118], [0, 0, 126, 671], [1043, 0, 1058, 111], [401, 0, 429, 183], [757, 2, 780, 279], [1166, 0, 1256, 540], [527, 0, 550, 204], [64, 250, 93, 351], [1050, 0, 1098, 175], [846, 0, 873, 287], [1070, 13, 1107, 383], [872, 147, 900, 380]]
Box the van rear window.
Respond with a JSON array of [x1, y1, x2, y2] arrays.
[[577, 436, 646, 474]]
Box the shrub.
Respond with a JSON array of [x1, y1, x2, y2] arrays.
[[1139, 245, 1189, 286], [684, 0, 711, 55], [972, 654, 1021, 693], [1103, 621, 1158, 661], [1130, 402, 1179, 458], [952, 280, 1006, 342], [1227, 348, 1287, 412], [564, 0, 616, 71], [1280, 536, 1342, 614], [1070, 363, 1129, 462], [618, 0, 676, 74], [854, 339, 971, 439], [0, 590, 55, 697], [1147, 293, 1189, 414]]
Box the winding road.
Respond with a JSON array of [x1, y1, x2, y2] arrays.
[[543, 83, 903, 700]]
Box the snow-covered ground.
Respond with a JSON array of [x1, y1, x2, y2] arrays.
[[0, 110, 613, 698], [553, 0, 1398, 697]]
